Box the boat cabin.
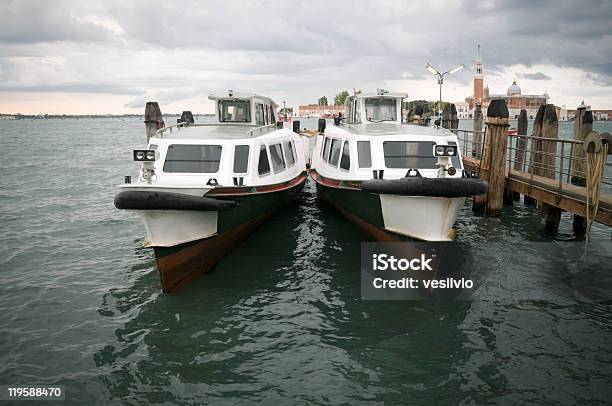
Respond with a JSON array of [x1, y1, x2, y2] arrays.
[[129, 93, 306, 191], [344, 90, 406, 124], [209, 92, 279, 126], [311, 91, 463, 181]]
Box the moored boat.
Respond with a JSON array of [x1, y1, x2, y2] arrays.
[[115, 92, 308, 293], [310, 90, 487, 241]]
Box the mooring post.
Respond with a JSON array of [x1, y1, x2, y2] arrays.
[[528, 105, 545, 176], [472, 104, 483, 158], [450, 103, 458, 131], [525, 105, 546, 205], [570, 103, 593, 234], [412, 105, 423, 125], [512, 109, 528, 200], [473, 99, 509, 215], [540, 104, 561, 231], [442, 103, 451, 129], [144, 102, 165, 142], [423, 105, 431, 126], [180, 110, 194, 124]]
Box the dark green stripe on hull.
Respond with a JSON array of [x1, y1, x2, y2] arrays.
[[155, 179, 305, 259], [315, 182, 385, 229]]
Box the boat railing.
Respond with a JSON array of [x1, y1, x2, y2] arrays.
[[155, 122, 279, 138], [246, 124, 278, 138], [155, 122, 217, 137], [451, 129, 612, 189]]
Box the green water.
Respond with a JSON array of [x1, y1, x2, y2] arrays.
[[0, 118, 611, 405]]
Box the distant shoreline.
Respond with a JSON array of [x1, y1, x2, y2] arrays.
[[0, 113, 215, 120]]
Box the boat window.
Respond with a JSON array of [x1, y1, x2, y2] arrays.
[[284, 140, 295, 167], [219, 100, 251, 123], [365, 98, 397, 122], [357, 141, 372, 168], [329, 139, 342, 166], [258, 144, 270, 176], [269, 105, 276, 124], [263, 104, 269, 124], [322, 137, 331, 162], [256, 103, 265, 126], [233, 145, 250, 173], [383, 141, 437, 169], [163, 144, 222, 173], [352, 99, 360, 123], [269, 143, 286, 173], [340, 140, 350, 170]]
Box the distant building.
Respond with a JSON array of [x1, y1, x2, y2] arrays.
[[567, 108, 611, 121], [558, 105, 568, 121], [295, 104, 345, 118], [593, 110, 611, 120], [454, 101, 471, 119], [465, 45, 550, 119]]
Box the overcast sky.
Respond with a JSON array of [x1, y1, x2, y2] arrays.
[[0, 0, 611, 114]]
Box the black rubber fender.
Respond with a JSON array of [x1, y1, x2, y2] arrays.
[[360, 177, 488, 198], [114, 190, 237, 211]]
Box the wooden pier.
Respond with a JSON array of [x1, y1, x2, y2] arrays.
[[451, 100, 612, 232]]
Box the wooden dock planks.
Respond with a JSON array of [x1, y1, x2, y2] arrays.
[[462, 155, 612, 226]]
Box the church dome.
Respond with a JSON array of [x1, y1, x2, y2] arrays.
[[507, 79, 521, 96]]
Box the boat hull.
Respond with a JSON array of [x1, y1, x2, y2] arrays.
[[147, 173, 306, 293], [313, 174, 464, 241]]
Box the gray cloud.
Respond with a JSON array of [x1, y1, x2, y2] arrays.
[[518, 72, 552, 81], [0, 0, 611, 109], [0, 0, 116, 43]]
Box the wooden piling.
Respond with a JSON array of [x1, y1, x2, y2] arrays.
[[472, 105, 483, 158], [422, 105, 431, 126], [180, 110, 194, 124], [473, 99, 509, 215], [571, 106, 592, 186], [442, 103, 451, 129], [145, 102, 165, 142], [524, 105, 546, 206], [450, 104, 458, 130], [412, 105, 423, 125], [528, 105, 546, 177], [570, 104, 592, 233], [540, 104, 558, 179], [539, 104, 562, 231], [512, 109, 528, 201]]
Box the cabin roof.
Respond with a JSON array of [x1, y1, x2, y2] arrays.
[[154, 124, 279, 141], [208, 93, 279, 109], [347, 92, 408, 101], [343, 123, 452, 137]]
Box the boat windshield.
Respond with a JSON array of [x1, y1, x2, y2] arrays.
[[219, 100, 251, 123], [365, 98, 397, 122]]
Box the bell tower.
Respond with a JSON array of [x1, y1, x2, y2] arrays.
[[473, 44, 484, 105]]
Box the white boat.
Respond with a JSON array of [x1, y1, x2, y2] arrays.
[[310, 90, 487, 241], [115, 92, 308, 292]]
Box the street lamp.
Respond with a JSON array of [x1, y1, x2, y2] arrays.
[[425, 62, 464, 116]]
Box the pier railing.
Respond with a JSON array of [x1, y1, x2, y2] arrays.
[[452, 129, 612, 189]]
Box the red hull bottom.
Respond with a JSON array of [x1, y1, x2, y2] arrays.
[[153, 212, 272, 294]]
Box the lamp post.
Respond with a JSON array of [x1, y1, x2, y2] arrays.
[[426, 63, 464, 116], [283, 100, 287, 121]]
